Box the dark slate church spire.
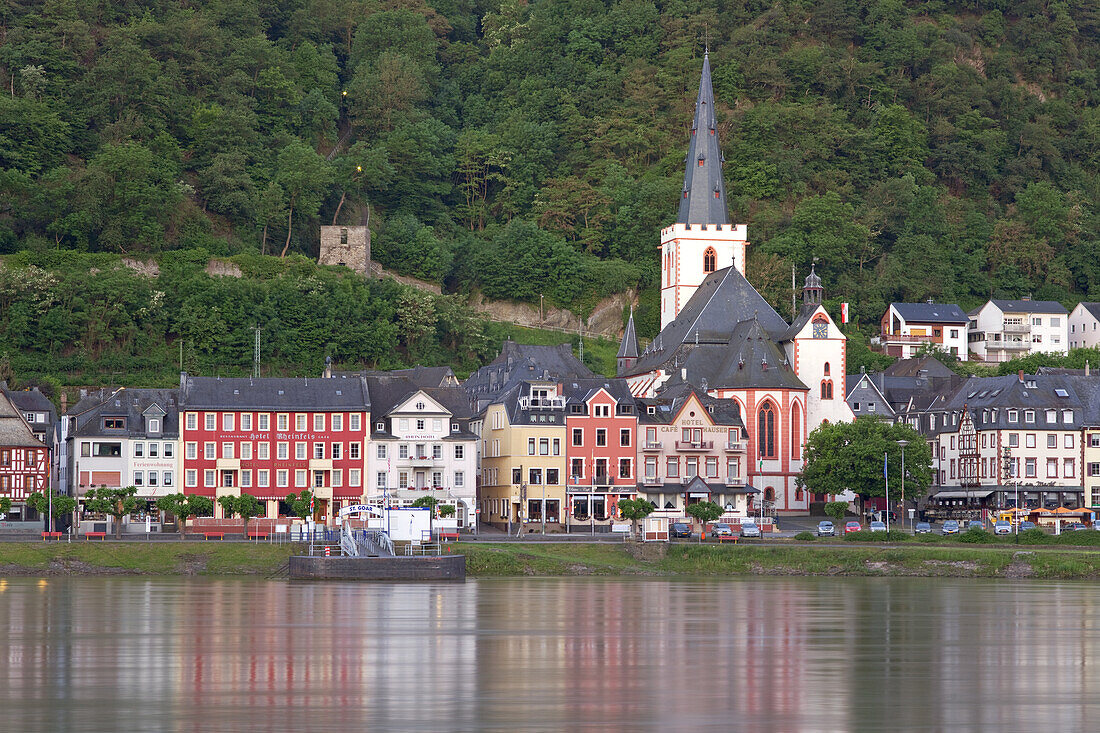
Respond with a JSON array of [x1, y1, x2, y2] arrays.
[[676, 52, 730, 227], [616, 308, 639, 375]]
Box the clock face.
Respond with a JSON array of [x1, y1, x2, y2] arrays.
[[813, 322, 828, 339]]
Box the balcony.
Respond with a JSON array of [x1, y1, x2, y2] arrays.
[[680, 475, 701, 485], [724, 476, 744, 486], [880, 332, 937, 344], [1003, 323, 1031, 334], [675, 440, 713, 451], [993, 338, 1030, 350], [518, 396, 565, 410], [642, 475, 662, 485], [642, 441, 662, 452], [724, 441, 745, 452], [408, 454, 439, 465], [593, 473, 611, 487]]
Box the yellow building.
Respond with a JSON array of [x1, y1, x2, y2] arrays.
[[479, 381, 568, 533]]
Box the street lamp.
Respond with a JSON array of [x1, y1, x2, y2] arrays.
[[897, 440, 909, 533]]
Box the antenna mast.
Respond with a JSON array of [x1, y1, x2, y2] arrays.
[[252, 327, 261, 379]]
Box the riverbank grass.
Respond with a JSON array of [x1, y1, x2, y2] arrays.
[[0, 542, 297, 575]]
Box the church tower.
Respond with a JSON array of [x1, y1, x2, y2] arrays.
[[660, 52, 749, 331]]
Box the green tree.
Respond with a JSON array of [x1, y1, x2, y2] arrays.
[[0, 497, 11, 517], [275, 141, 334, 257], [685, 501, 724, 537], [156, 493, 214, 537], [284, 491, 315, 520], [26, 489, 77, 532], [218, 494, 265, 532], [84, 486, 140, 539], [824, 501, 849, 526], [799, 419, 931, 512], [410, 496, 439, 510], [616, 497, 655, 539]]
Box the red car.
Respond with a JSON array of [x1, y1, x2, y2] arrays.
[[844, 521, 862, 534]]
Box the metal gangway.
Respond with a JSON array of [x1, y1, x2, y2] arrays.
[[340, 524, 395, 557]]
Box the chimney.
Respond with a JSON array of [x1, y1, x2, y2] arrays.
[[926, 297, 934, 305], [60, 391, 69, 414], [1022, 294, 1031, 301], [1018, 370, 1025, 383], [323, 356, 333, 379], [1087, 361, 1091, 377], [860, 366, 866, 374]]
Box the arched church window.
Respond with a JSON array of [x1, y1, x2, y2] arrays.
[[821, 380, 833, 400], [757, 402, 776, 459], [704, 247, 716, 274], [791, 402, 802, 459]]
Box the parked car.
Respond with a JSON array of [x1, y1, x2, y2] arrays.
[[967, 520, 985, 531], [844, 521, 862, 534], [914, 522, 932, 534], [816, 521, 835, 537], [1093, 521, 1100, 531], [1019, 521, 1037, 532], [1066, 522, 1088, 531], [711, 523, 733, 539], [740, 521, 761, 538], [942, 520, 960, 535], [869, 521, 887, 532], [994, 521, 1012, 535], [670, 522, 692, 538]]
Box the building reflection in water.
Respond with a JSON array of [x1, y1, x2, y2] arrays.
[[0, 576, 1099, 731]]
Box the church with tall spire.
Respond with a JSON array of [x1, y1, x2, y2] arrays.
[[618, 52, 852, 514]]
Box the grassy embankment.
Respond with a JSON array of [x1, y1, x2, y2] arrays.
[[5, 539, 1100, 579], [0, 542, 297, 576]]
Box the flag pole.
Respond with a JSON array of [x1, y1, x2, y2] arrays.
[[884, 452, 890, 535]]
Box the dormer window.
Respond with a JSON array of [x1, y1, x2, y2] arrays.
[[103, 418, 125, 430], [148, 418, 160, 434]]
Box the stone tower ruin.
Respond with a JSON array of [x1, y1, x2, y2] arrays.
[[319, 225, 370, 274]]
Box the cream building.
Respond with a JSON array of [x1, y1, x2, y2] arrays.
[[479, 380, 568, 533]]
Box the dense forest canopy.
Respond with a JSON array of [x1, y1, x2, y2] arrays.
[[2, 0, 1100, 352]]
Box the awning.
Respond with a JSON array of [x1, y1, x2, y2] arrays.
[[931, 490, 996, 500]]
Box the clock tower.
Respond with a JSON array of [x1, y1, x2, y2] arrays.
[[660, 52, 749, 331]]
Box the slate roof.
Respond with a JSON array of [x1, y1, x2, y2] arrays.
[[677, 52, 729, 226], [68, 388, 181, 439], [465, 340, 595, 409], [883, 356, 957, 379], [778, 303, 819, 342], [179, 373, 369, 411], [622, 267, 789, 379], [990, 299, 1067, 314], [0, 391, 44, 448], [0, 384, 56, 433], [903, 373, 1100, 437], [891, 302, 969, 324], [636, 384, 745, 429], [347, 365, 457, 388], [366, 376, 478, 441], [617, 311, 639, 359], [559, 378, 636, 407], [658, 318, 808, 393]]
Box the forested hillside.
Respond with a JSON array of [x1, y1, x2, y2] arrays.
[[3, 0, 1100, 351]]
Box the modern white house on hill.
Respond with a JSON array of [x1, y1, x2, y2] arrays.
[[967, 299, 1068, 362]]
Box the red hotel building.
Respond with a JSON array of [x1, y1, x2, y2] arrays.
[[178, 373, 370, 524], [0, 390, 49, 521], [563, 379, 638, 531]]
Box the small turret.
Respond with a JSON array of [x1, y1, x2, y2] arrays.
[[803, 265, 823, 305]]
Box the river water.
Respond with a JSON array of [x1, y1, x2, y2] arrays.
[[0, 576, 1098, 732]]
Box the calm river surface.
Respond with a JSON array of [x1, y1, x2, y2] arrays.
[[1, 576, 1098, 732]]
